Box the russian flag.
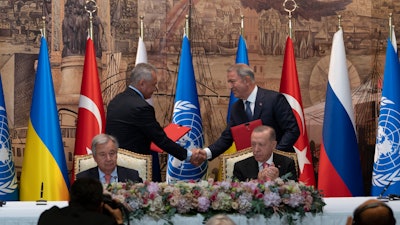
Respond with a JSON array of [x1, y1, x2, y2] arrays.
[[318, 29, 364, 197]]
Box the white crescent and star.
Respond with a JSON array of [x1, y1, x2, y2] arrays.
[[79, 94, 102, 154], [283, 93, 311, 173]]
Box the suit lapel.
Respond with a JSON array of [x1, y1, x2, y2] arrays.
[[273, 154, 284, 172], [90, 167, 100, 180], [232, 100, 249, 124], [248, 157, 260, 178]]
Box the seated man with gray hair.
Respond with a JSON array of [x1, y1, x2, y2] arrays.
[[77, 134, 142, 184], [233, 125, 297, 182]]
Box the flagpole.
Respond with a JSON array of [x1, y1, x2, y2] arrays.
[[41, 3, 46, 39], [338, 15, 342, 31], [85, 0, 98, 39], [389, 13, 393, 41], [140, 16, 144, 39], [185, 14, 190, 39], [283, 0, 298, 39], [240, 15, 244, 36]]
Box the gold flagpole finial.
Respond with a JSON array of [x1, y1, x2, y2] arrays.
[[85, 0, 98, 39], [185, 14, 190, 39], [139, 16, 144, 39], [41, 15, 46, 38], [283, 0, 298, 39], [338, 15, 342, 30], [41, 0, 46, 38], [240, 15, 244, 36]]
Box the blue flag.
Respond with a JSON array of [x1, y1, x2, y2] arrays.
[[0, 75, 18, 200], [372, 38, 400, 196], [227, 35, 249, 122], [20, 37, 70, 200], [166, 35, 207, 182]]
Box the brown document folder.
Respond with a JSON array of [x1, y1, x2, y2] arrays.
[[230, 119, 262, 151], [150, 123, 191, 153]]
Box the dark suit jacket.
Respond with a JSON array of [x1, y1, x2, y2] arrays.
[[105, 88, 187, 161], [37, 205, 118, 225], [209, 87, 300, 159], [233, 153, 298, 182], [76, 166, 143, 183]]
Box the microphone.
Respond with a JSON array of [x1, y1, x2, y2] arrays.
[[377, 180, 392, 201], [36, 182, 47, 205]]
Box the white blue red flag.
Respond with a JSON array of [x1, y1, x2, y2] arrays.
[[318, 29, 364, 197], [371, 35, 400, 196], [166, 35, 207, 182]]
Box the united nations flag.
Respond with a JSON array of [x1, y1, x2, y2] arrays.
[[166, 35, 207, 183], [372, 37, 400, 196], [0, 75, 18, 200]]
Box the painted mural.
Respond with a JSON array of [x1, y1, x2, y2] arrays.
[[0, 0, 399, 188]]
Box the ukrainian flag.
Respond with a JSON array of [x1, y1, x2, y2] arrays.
[[20, 37, 70, 201]]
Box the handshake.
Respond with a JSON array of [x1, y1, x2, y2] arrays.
[[189, 148, 207, 166]]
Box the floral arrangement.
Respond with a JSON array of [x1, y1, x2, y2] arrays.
[[104, 178, 325, 224]]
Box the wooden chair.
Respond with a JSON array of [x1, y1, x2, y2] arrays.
[[220, 147, 299, 181], [74, 148, 152, 181]]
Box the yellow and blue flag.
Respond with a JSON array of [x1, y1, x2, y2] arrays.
[[0, 75, 18, 200], [20, 37, 70, 201], [166, 35, 207, 182]]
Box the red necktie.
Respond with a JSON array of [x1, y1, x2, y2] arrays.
[[262, 162, 269, 169], [104, 174, 111, 184]]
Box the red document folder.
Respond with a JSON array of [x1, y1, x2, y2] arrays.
[[230, 119, 262, 151], [150, 123, 191, 153]]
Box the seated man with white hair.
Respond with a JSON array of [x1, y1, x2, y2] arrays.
[[77, 134, 142, 184]]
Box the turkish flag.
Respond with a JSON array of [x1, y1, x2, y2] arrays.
[[72, 38, 106, 180], [279, 36, 316, 187]]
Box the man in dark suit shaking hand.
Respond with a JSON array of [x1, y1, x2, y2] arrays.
[[233, 125, 298, 182], [105, 63, 201, 181], [194, 63, 300, 165]]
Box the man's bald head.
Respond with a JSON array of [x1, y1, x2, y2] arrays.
[[352, 199, 396, 225]]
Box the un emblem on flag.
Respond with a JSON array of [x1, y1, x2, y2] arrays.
[[373, 100, 400, 187], [0, 109, 18, 195], [167, 101, 207, 183]]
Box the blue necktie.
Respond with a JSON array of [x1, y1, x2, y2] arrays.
[[245, 101, 252, 120]]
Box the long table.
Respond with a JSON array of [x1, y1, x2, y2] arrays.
[[0, 197, 399, 225]]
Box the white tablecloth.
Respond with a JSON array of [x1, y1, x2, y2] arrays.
[[0, 197, 399, 225]]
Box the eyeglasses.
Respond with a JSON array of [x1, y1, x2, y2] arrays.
[[96, 151, 117, 159]]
